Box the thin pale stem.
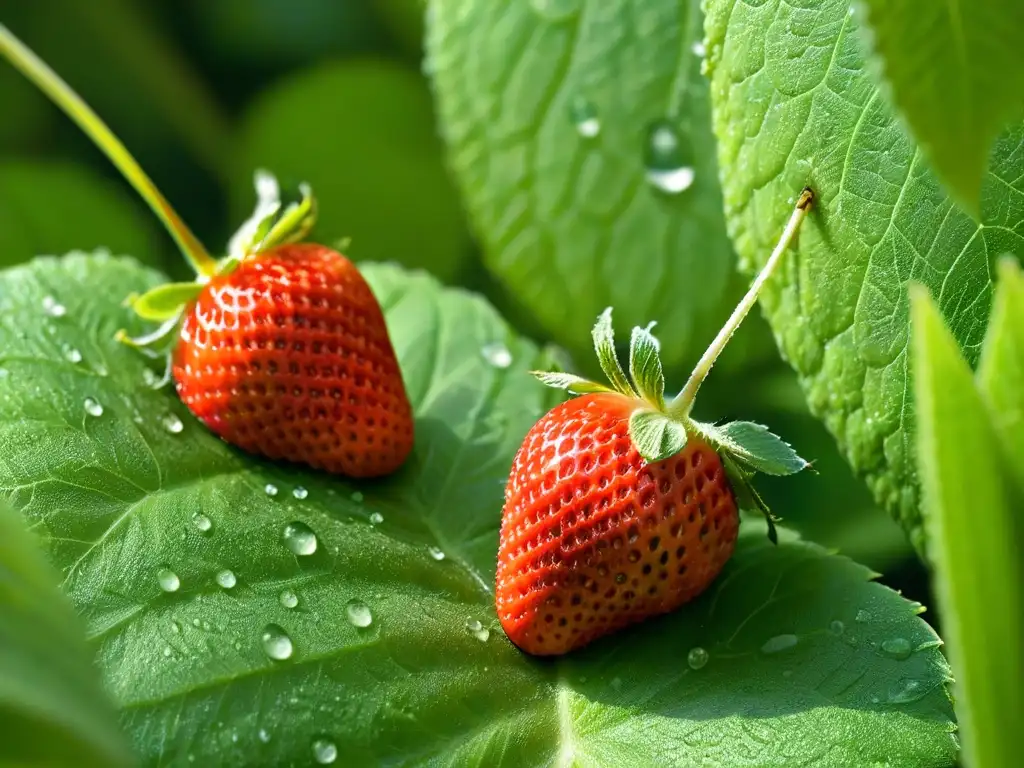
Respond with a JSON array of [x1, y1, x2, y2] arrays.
[[0, 23, 218, 277], [669, 188, 814, 416]]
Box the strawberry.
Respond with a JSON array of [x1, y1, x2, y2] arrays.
[[173, 242, 413, 477], [497, 189, 815, 656], [0, 25, 414, 477]]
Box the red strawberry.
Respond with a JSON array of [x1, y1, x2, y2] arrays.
[[497, 393, 738, 656], [173, 243, 413, 477], [496, 189, 814, 655]]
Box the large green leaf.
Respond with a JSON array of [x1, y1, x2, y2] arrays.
[[858, 0, 1024, 213], [426, 0, 772, 376], [0, 253, 955, 766], [912, 284, 1023, 768], [0, 500, 134, 767], [0, 159, 163, 271], [234, 59, 470, 282], [704, 0, 1024, 553]]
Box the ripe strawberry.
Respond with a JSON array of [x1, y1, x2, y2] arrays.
[[497, 393, 738, 656], [497, 189, 815, 655], [173, 243, 413, 477]]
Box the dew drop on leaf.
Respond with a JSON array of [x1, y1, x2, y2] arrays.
[[369, 512, 384, 526], [0, 368, 8, 379], [691, 40, 706, 57], [350, 491, 364, 503], [569, 96, 600, 139], [62, 344, 82, 363], [888, 678, 928, 704], [760, 634, 799, 654], [312, 737, 338, 764], [258, 728, 271, 744], [162, 646, 173, 658], [171, 620, 181, 634], [264, 483, 279, 497], [829, 620, 845, 636], [643, 120, 695, 194], [161, 413, 184, 434], [855, 609, 872, 623], [480, 342, 513, 368], [261, 623, 294, 660], [686, 646, 709, 670], [83, 397, 104, 417], [42, 295, 66, 317], [427, 545, 446, 561], [465, 618, 490, 642], [881, 637, 913, 660], [345, 599, 373, 628], [279, 589, 299, 609], [157, 567, 180, 593], [282, 521, 318, 556], [292, 486, 308, 500], [216, 569, 237, 589], [192, 512, 212, 533]]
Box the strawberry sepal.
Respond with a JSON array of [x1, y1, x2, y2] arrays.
[[628, 409, 687, 462]]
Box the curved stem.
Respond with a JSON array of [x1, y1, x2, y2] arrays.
[[0, 23, 218, 278], [669, 188, 814, 417]]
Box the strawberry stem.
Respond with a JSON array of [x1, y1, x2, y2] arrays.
[[669, 188, 814, 417], [0, 23, 219, 278]]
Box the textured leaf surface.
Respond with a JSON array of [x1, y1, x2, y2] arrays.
[[235, 59, 469, 281], [859, 0, 1024, 212], [0, 254, 955, 766], [704, 0, 1024, 552], [0, 500, 134, 768], [912, 286, 1022, 768], [426, 0, 766, 375]]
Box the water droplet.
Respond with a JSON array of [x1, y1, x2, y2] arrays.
[[350, 491, 364, 503], [282, 521, 318, 556], [610, 676, 622, 690], [264, 483, 279, 497], [465, 617, 490, 642], [0, 368, 8, 379], [279, 589, 299, 609], [369, 512, 384, 526], [760, 634, 799, 654], [216, 569, 237, 589], [829, 620, 845, 636], [881, 637, 912, 660], [292, 486, 308, 500], [569, 96, 600, 138], [42, 295, 66, 317], [888, 678, 928, 704], [691, 40, 706, 57], [345, 599, 373, 628], [855, 609, 872, 623], [644, 120, 695, 194], [481, 342, 513, 369], [62, 345, 82, 363], [312, 737, 338, 764], [687, 646, 709, 670], [161, 413, 184, 434], [427, 545, 446, 561], [157, 567, 180, 593], [192, 618, 201, 628], [258, 728, 271, 744], [163, 645, 173, 658], [171, 620, 182, 634], [261, 623, 294, 660], [83, 397, 104, 417], [192, 513, 212, 533]]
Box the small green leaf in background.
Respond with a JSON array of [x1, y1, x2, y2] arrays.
[[912, 283, 1023, 768], [0, 159, 162, 270], [0, 501, 134, 768], [976, 257, 1024, 488], [858, 0, 1024, 215], [0, 253, 956, 766], [234, 59, 470, 282], [704, 0, 1024, 554], [427, 0, 773, 376]]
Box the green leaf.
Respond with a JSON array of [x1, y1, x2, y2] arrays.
[[707, 421, 808, 477], [628, 409, 688, 463], [0, 159, 161, 271], [0, 253, 956, 766], [911, 284, 1023, 768], [704, 0, 1024, 553], [592, 307, 635, 396], [531, 370, 613, 395], [235, 59, 469, 281], [977, 256, 1024, 488], [0, 500, 134, 768], [629, 324, 665, 407], [858, 0, 1024, 214], [426, 0, 764, 375], [130, 282, 201, 321]]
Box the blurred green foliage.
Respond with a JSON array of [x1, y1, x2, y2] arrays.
[[0, 0, 926, 616]]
